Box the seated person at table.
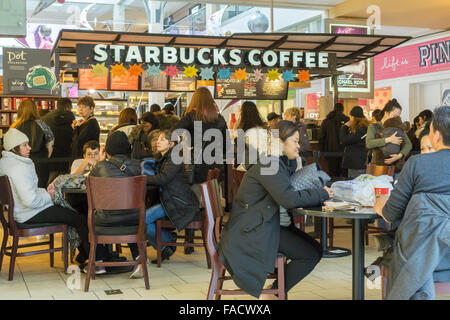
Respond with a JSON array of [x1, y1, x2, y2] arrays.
[[218, 121, 332, 299], [88, 131, 146, 277], [0, 128, 90, 269], [374, 106, 450, 300], [71, 140, 101, 176], [145, 130, 201, 264]]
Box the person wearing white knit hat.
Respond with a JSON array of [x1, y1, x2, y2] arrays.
[[2, 128, 30, 154], [0, 128, 91, 267]]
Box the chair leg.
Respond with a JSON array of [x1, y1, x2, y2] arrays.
[[138, 240, 150, 290], [0, 228, 8, 272], [8, 236, 19, 281], [84, 240, 97, 292], [62, 230, 68, 272], [328, 218, 334, 248], [116, 244, 122, 254], [207, 264, 220, 300], [215, 265, 226, 300], [49, 233, 54, 267], [202, 226, 212, 269], [277, 257, 286, 300], [156, 221, 162, 268]]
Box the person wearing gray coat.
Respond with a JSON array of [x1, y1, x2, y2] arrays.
[[375, 106, 450, 300], [217, 121, 332, 298]]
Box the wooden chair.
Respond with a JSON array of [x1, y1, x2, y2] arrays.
[[0, 175, 68, 281], [154, 169, 220, 268], [84, 175, 149, 292], [381, 266, 450, 299], [200, 179, 287, 300]]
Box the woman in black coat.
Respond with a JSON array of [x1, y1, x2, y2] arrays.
[[72, 96, 100, 158], [145, 130, 201, 263], [173, 87, 230, 253], [340, 106, 371, 178], [217, 120, 332, 298]]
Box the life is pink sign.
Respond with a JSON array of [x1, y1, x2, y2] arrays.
[[374, 36, 450, 81]]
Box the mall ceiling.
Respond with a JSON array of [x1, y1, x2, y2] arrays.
[[25, 0, 449, 34]]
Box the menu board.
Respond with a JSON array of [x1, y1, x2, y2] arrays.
[[110, 71, 139, 91], [2, 48, 56, 95], [169, 73, 196, 92], [78, 68, 108, 90], [141, 71, 168, 91], [214, 73, 288, 100]]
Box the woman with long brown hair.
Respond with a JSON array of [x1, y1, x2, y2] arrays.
[[174, 86, 229, 254], [11, 99, 54, 187], [340, 106, 371, 178], [109, 107, 138, 138]]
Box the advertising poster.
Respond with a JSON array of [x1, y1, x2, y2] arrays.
[[2, 47, 56, 95], [169, 73, 196, 92], [141, 71, 168, 91], [215, 73, 288, 100], [110, 70, 139, 91], [326, 19, 374, 99], [78, 68, 108, 90]]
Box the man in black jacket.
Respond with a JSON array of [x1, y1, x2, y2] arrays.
[[319, 102, 350, 178], [42, 98, 75, 183], [89, 131, 146, 278]]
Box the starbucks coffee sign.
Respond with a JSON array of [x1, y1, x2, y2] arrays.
[[78, 44, 331, 69]]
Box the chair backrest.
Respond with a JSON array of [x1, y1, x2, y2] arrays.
[[200, 179, 225, 261], [85, 175, 147, 238], [0, 175, 18, 233], [207, 168, 220, 181], [366, 164, 395, 177]]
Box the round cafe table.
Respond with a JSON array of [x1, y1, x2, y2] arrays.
[[293, 206, 378, 300]]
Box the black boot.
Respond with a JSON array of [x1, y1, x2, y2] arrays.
[[184, 229, 195, 254], [151, 247, 175, 264]]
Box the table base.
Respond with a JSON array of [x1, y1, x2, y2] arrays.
[[323, 246, 352, 258]]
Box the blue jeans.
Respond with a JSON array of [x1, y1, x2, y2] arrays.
[[146, 204, 172, 250]]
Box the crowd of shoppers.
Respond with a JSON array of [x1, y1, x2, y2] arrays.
[[0, 88, 447, 300]]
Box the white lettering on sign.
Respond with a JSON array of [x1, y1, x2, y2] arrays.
[[180, 47, 195, 64], [419, 40, 450, 67], [163, 47, 177, 64], [198, 48, 211, 64], [125, 46, 143, 63], [7, 50, 27, 64], [89, 44, 329, 68], [279, 51, 290, 67], [229, 49, 242, 66], [145, 46, 160, 64], [110, 45, 125, 62], [248, 49, 261, 66], [213, 48, 227, 65], [94, 44, 107, 62]]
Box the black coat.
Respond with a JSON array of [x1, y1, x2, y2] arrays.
[[146, 148, 201, 230], [42, 110, 75, 158], [72, 116, 100, 158], [129, 125, 154, 160], [174, 111, 229, 183], [319, 111, 350, 152], [217, 156, 329, 297], [340, 125, 368, 170], [89, 154, 142, 227]]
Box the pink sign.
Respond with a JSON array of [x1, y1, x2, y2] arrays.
[[375, 36, 450, 81]]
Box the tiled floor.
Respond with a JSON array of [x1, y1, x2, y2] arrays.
[[0, 219, 448, 300]]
